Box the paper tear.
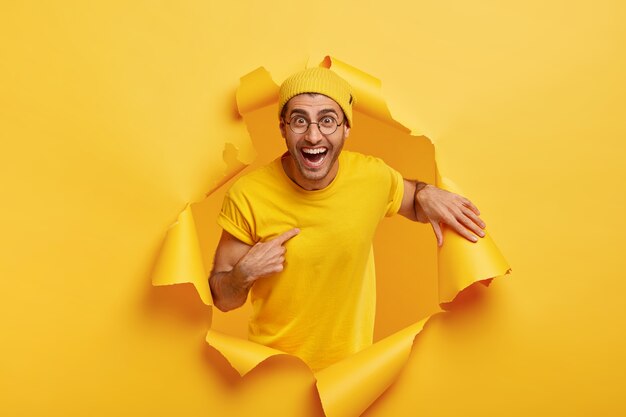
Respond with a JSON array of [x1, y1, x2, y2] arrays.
[[151, 204, 212, 305], [206, 329, 291, 375], [206, 143, 248, 197], [151, 55, 511, 417], [315, 318, 428, 417]]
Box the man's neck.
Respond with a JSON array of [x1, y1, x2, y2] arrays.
[[281, 153, 339, 191]]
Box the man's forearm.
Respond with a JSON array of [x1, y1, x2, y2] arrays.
[[209, 268, 251, 312]]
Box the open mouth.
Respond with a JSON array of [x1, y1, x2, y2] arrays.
[[300, 147, 328, 168]]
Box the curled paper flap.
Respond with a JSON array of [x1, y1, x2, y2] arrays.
[[315, 319, 428, 417], [236, 67, 279, 117], [206, 329, 289, 375], [151, 204, 212, 305], [321, 56, 411, 133], [151, 55, 511, 417], [436, 176, 512, 304]]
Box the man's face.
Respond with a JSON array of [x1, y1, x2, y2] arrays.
[[279, 93, 350, 189]]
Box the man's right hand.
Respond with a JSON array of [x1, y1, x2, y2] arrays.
[[209, 228, 299, 312], [233, 228, 300, 288]]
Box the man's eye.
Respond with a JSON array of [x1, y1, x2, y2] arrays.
[[320, 116, 336, 126], [293, 117, 307, 125]]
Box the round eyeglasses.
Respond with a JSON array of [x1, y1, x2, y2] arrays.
[[285, 115, 344, 135]]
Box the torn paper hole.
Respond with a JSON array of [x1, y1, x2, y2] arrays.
[[151, 56, 511, 417]]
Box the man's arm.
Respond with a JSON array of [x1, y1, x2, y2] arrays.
[[209, 228, 299, 312], [398, 179, 486, 246]]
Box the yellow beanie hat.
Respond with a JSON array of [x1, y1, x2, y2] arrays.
[[278, 67, 355, 126]]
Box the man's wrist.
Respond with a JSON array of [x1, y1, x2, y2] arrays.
[[413, 181, 430, 223]]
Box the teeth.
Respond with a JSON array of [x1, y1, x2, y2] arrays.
[[302, 148, 327, 155]]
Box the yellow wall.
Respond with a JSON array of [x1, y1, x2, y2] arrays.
[[1, 1, 625, 415]]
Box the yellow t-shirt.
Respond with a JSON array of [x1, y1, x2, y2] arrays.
[[217, 150, 404, 371]]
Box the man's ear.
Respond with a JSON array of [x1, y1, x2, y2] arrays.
[[279, 119, 286, 138], [344, 124, 350, 138]]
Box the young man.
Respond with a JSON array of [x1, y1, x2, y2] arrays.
[[209, 67, 485, 371]]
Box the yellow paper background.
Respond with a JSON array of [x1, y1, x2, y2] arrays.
[[2, 1, 625, 416]]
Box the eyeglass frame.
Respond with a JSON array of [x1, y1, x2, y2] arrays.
[[283, 114, 346, 135]]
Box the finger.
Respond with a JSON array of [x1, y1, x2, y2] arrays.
[[256, 262, 285, 279], [449, 217, 479, 242], [430, 220, 443, 247], [269, 257, 287, 274], [261, 243, 286, 264], [457, 211, 485, 237], [273, 228, 300, 245], [461, 197, 481, 216], [269, 264, 284, 274], [461, 206, 486, 230]]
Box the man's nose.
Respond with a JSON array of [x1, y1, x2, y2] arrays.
[[305, 123, 323, 144]]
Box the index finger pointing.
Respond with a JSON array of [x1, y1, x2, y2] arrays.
[[274, 228, 300, 245]]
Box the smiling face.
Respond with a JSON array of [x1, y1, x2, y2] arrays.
[[279, 93, 350, 190]]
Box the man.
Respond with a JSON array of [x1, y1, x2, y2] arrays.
[[209, 67, 485, 371]]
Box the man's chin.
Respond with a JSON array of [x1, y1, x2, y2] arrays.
[[298, 167, 328, 181], [293, 159, 330, 180]]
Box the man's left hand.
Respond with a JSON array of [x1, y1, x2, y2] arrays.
[[415, 184, 486, 246]]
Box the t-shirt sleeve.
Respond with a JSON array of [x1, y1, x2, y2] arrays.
[[384, 164, 405, 217], [217, 189, 257, 246]]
